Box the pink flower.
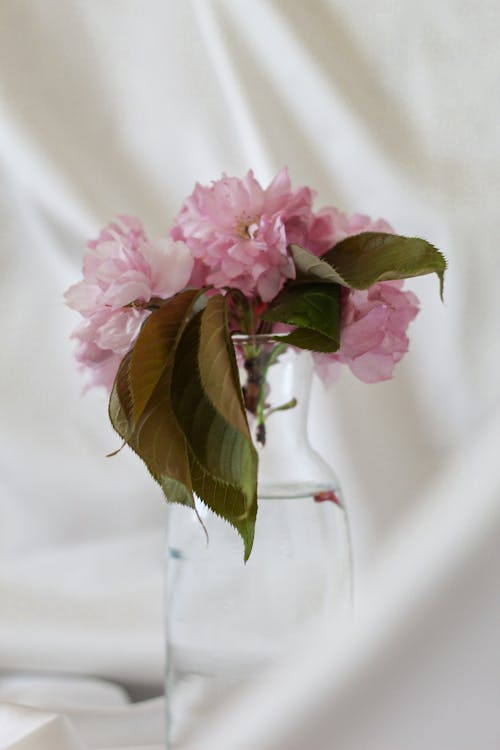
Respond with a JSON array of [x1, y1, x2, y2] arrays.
[[65, 216, 193, 391], [171, 168, 316, 302], [314, 281, 420, 384], [310, 211, 418, 384]]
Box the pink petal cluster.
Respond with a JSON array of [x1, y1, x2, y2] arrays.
[[64, 216, 193, 391], [303, 207, 394, 257], [170, 169, 307, 301], [314, 281, 420, 384]]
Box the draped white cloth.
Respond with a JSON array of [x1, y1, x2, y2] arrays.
[[0, 0, 499, 747]]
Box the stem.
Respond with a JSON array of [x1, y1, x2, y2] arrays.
[[225, 289, 256, 339], [255, 343, 286, 425], [227, 295, 296, 445], [243, 341, 288, 446]]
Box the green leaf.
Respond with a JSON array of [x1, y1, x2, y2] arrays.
[[262, 282, 341, 352], [327, 233, 446, 298], [289, 244, 348, 286], [279, 328, 341, 352], [171, 295, 258, 560], [188, 449, 257, 562], [108, 289, 205, 509], [290, 233, 447, 299]]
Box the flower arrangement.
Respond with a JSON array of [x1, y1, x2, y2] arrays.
[[65, 168, 445, 559]]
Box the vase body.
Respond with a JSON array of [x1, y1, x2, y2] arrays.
[[165, 342, 352, 748]]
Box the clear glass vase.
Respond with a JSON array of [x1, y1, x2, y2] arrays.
[[165, 337, 352, 748]]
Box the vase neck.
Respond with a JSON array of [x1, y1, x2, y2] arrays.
[[237, 342, 338, 500]]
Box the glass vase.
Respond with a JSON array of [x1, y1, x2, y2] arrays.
[[165, 337, 352, 748]]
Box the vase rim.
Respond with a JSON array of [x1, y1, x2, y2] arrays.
[[231, 333, 289, 344]]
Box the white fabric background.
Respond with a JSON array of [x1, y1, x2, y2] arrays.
[[0, 0, 499, 748]]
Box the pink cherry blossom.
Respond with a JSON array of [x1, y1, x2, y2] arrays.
[[65, 216, 193, 391], [171, 168, 316, 302], [314, 281, 420, 384]]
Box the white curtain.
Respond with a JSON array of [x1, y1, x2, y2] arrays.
[[0, 1, 499, 748]]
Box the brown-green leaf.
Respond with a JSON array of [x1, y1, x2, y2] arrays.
[[171, 296, 258, 560], [198, 294, 250, 433], [129, 289, 205, 424], [108, 289, 205, 509], [109, 350, 134, 440]]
